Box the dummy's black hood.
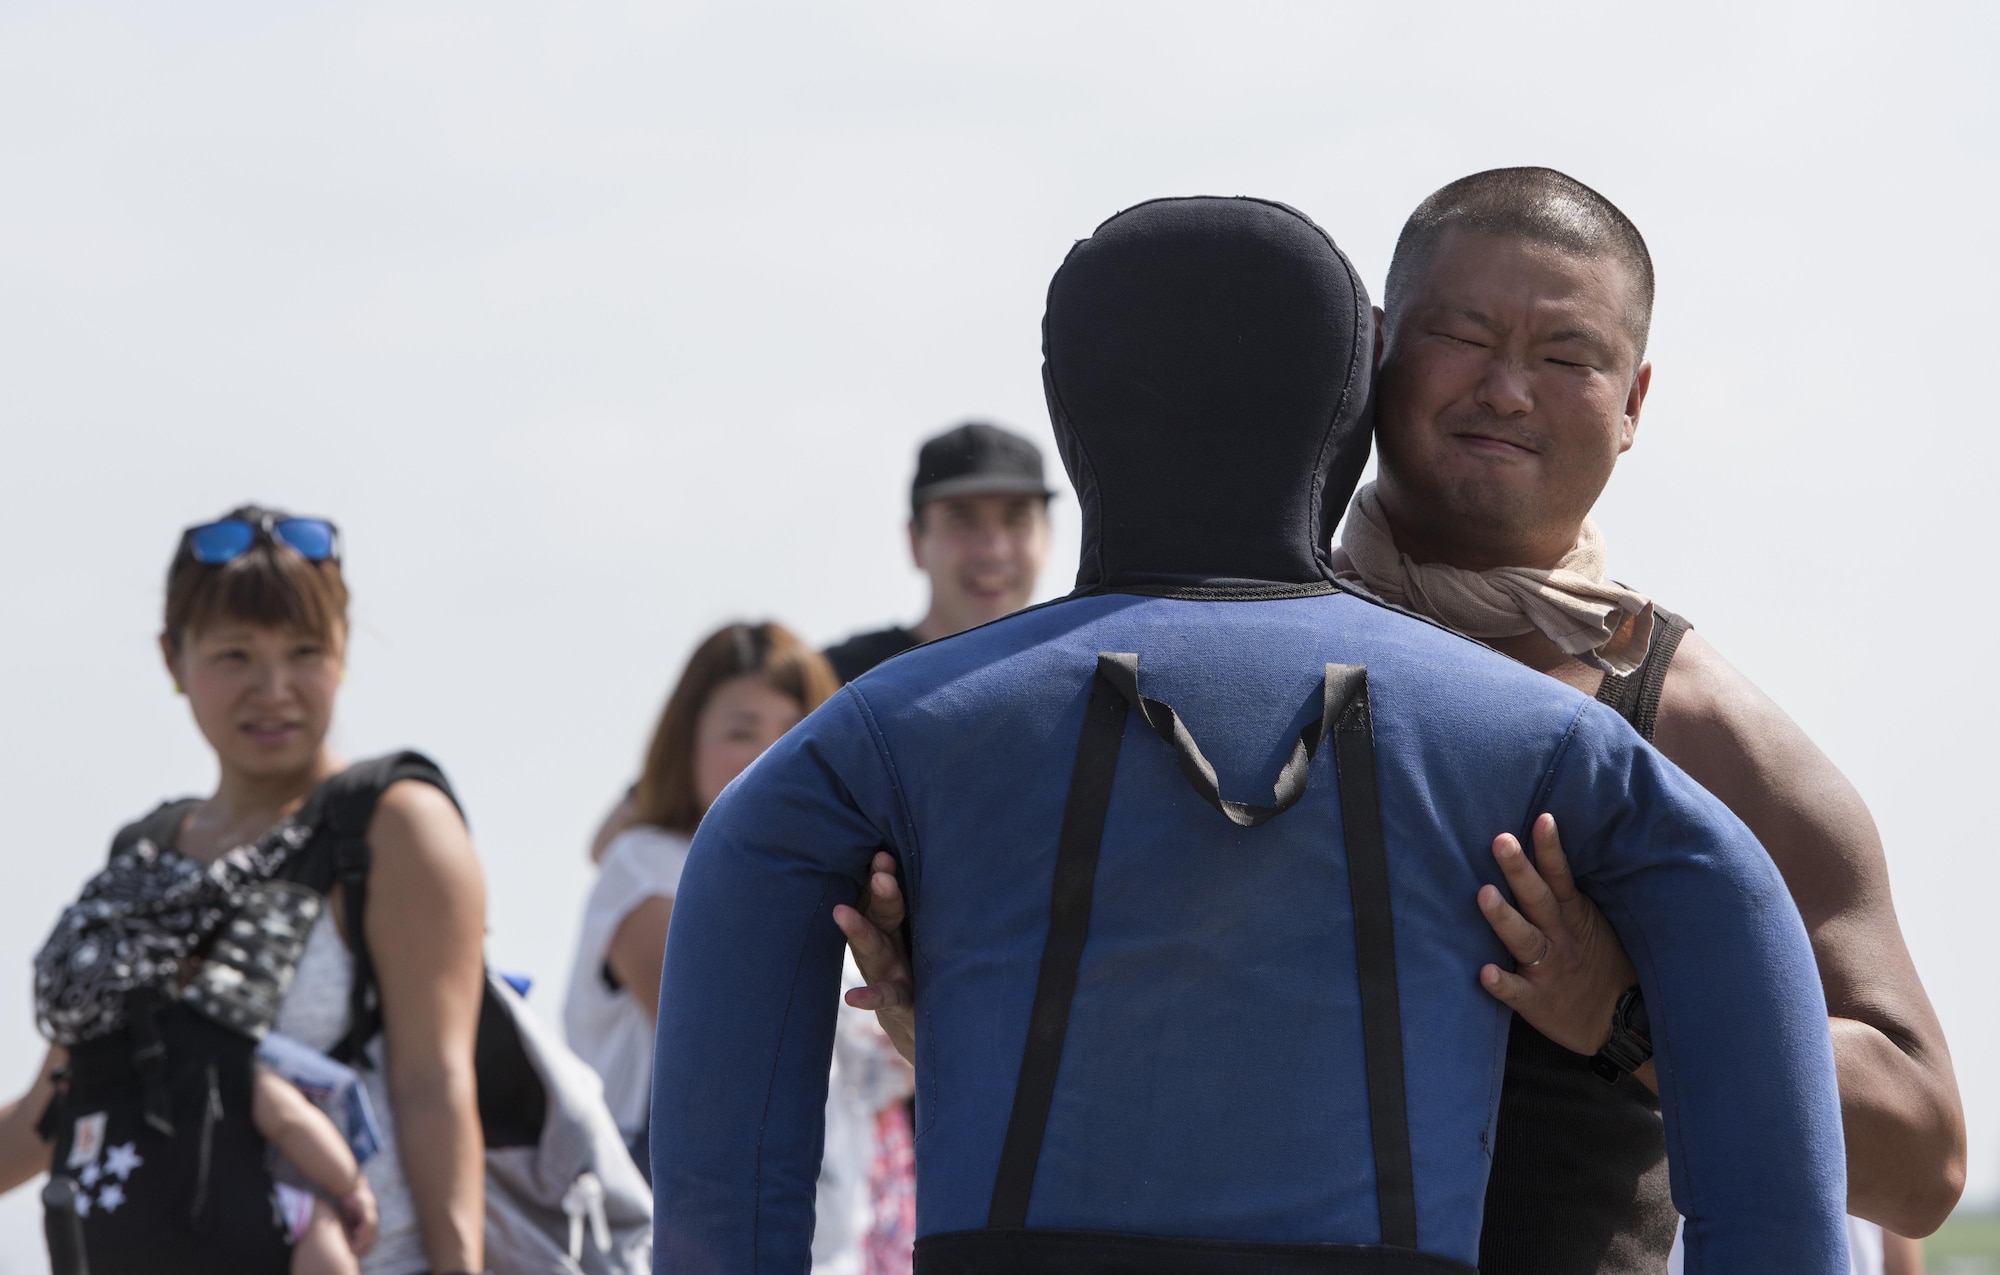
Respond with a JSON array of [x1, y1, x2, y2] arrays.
[[1044, 197, 1376, 597]]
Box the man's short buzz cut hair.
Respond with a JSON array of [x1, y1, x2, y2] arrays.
[[1385, 167, 1656, 357]]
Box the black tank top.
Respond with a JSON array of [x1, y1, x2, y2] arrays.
[[1477, 609, 1691, 1275]]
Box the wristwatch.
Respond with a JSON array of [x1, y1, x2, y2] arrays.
[[1589, 985, 1653, 1083]]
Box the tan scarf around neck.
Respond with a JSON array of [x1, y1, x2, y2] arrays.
[[1330, 482, 1655, 676]]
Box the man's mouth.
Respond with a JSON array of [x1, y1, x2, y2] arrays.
[[964, 573, 1016, 599], [241, 722, 302, 744], [1449, 429, 1539, 457]]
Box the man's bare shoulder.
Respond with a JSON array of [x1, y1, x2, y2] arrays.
[[1651, 626, 1886, 923], [1653, 628, 1799, 761]]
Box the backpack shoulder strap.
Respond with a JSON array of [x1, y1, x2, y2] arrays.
[[284, 752, 460, 1064], [108, 798, 201, 861]]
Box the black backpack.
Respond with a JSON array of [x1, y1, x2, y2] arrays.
[[38, 797, 329, 1274]]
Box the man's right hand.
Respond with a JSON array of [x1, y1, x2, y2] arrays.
[[833, 851, 916, 1064]]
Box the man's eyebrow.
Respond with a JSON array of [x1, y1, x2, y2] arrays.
[[1545, 325, 1615, 353], [1441, 305, 1499, 330]]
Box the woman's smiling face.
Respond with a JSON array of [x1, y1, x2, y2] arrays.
[[164, 619, 345, 783]]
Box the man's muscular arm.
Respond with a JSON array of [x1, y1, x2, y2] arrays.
[[1655, 631, 1963, 1235], [1482, 631, 1965, 1235]]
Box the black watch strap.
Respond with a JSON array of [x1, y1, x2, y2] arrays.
[[1590, 985, 1653, 1083]]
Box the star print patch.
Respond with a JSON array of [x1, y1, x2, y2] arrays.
[[95, 1183, 125, 1213], [103, 1142, 143, 1182]]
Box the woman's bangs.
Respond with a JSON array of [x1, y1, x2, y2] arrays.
[[180, 547, 343, 644]]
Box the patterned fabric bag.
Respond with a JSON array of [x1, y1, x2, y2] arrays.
[[36, 813, 313, 1047]]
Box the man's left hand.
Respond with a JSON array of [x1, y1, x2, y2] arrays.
[[834, 852, 916, 1065]]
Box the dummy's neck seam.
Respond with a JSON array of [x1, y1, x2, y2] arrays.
[[1075, 581, 1339, 602]]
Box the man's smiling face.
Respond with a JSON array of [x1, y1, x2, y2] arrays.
[[1375, 226, 1651, 570]]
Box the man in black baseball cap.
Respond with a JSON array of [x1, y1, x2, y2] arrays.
[[824, 421, 1055, 683]]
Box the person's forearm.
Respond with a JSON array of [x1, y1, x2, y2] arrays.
[[0, 1093, 52, 1194], [392, 1074, 485, 1271], [0, 1054, 59, 1194], [1832, 1016, 1965, 1236], [275, 1119, 360, 1198], [256, 1078, 362, 1197]]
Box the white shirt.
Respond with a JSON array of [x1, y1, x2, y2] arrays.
[[812, 957, 916, 1275], [563, 826, 912, 1274], [562, 825, 691, 1138], [275, 913, 425, 1275]]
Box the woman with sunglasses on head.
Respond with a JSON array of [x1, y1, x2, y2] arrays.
[[565, 622, 915, 1274], [0, 505, 489, 1275]]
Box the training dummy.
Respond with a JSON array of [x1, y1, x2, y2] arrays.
[[651, 197, 1848, 1273]]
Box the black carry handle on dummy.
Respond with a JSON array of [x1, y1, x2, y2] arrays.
[[987, 653, 1419, 1249]]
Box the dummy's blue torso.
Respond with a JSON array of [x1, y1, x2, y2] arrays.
[[652, 590, 1846, 1272]]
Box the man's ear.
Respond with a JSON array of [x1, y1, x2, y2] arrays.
[[906, 518, 924, 570], [1619, 361, 1652, 454], [1373, 306, 1387, 370]]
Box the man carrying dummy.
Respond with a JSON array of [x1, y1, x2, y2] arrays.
[[650, 197, 1847, 1272]]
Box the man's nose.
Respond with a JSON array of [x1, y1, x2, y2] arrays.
[[970, 523, 1012, 556], [1475, 358, 1534, 418]]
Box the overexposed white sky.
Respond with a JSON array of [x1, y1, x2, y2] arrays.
[[1, 1, 1994, 1266]]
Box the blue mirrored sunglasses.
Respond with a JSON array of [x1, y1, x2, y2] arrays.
[[184, 515, 341, 566]]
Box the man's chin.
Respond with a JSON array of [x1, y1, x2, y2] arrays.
[[1414, 478, 1587, 565], [1427, 471, 1546, 527]]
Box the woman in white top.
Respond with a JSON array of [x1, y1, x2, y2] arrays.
[[565, 622, 841, 1151], [565, 621, 913, 1274]]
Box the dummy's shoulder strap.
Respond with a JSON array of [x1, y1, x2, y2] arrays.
[[986, 653, 1419, 1249], [1595, 608, 1690, 744], [1331, 667, 1419, 1247], [987, 660, 1131, 1230]]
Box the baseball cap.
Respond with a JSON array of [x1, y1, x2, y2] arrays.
[[911, 421, 1055, 516]]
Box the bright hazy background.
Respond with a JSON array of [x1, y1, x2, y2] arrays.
[[1, 1, 1993, 1266]]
